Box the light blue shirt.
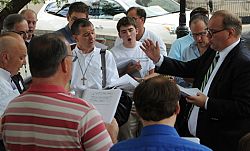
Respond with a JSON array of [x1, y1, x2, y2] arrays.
[[168, 33, 194, 60], [181, 42, 201, 61], [110, 124, 212, 151]]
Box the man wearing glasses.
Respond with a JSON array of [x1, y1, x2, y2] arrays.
[[2, 14, 29, 94], [141, 10, 250, 151]]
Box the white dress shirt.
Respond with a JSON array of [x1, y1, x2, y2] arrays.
[[0, 68, 20, 116], [70, 47, 119, 96]]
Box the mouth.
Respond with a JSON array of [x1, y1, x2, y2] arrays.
[[128, 38, 131, 41]]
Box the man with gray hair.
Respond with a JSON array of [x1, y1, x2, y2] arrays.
[[3, 14, 30, 93], [2, 14, 29, 42]]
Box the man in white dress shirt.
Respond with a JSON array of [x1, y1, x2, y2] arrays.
[[70, 18, 119, 96], [0, 32, 27, 151]]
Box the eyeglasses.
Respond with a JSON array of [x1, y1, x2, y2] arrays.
[[12, 30, 30, 37], [66, 54, 78, 62], [207, 28, 226, 37], [191, 30, 208, 38]]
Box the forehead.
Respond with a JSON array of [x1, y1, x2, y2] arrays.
[[14, 20, 28, 31], [23, 12, 37, 20], [190, 20, 207, 31], [79, 25, 94, 33], [208, 15, 223, 28], [70, 12, 87, 18], [127, 9, 137, 17], [120, 25, 136, 31]]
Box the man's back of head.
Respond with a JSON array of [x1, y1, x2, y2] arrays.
[[133, 75, 180, 122], [28, 33, 68, 79]]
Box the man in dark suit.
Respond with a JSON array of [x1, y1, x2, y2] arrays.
[[140, 10, 250, 151]]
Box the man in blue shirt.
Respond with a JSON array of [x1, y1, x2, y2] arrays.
[[110, 75, 212, 151], [169, 7, 209, 60]]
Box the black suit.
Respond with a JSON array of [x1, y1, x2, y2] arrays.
[[158, 40, 250, 151]]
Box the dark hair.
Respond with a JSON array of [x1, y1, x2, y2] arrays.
[[28, 33, 67, 77], [133, 75, 180, 121], [212, 10, 242, 36], [3, 14, 26, 32], [126, 7, 146, 22], [190, 7, 209, 18], [68, 2, 89, 18], [71, 18, 93, 35], [189, 13, 209, 27], [116, 17, 136, 32]]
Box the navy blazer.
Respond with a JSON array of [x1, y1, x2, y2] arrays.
[[158, 40, 250, 151]]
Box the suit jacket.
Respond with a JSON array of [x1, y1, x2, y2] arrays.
[[158, 40, 250, 151]]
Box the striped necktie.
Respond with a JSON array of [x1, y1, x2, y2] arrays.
[[200, 53, 220, 91]]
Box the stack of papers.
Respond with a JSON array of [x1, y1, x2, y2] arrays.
[[108, 74, 139, 92], [177, 84, 202, 97], [82, 88, 122, 123]]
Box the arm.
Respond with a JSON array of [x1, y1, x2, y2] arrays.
[[80, 109, 113, 150]]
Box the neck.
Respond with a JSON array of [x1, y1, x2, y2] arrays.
[[78, 46, 94, 54], [142, 115, 176, 127], [32, 73, 68, 89], [136, 27, 145, 41]]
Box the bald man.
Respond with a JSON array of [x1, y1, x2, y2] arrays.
[[0, 32, 27, 151], [0, 32, 27, 115]]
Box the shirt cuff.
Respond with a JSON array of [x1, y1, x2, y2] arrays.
[[155, 55, 164, 67], [205, 97, 209, 109]]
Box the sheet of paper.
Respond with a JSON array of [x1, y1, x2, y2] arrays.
[[82, 88, 122, 123], [177, 84, 202, 97], [108, 74, 139, 92], [116, 59, 142, 78]]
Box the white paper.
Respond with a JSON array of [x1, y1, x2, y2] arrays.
[[108, 74, 139, 92], [82, 88, 122, 123], [116, 59, 142, 78], [177, 84, 201, 97]]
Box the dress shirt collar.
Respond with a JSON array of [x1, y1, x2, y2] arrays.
[[140, 124, 179, 137], [28, 84, 68, 94], [0, 68, 12, 82], [218, 39, 240, 61]]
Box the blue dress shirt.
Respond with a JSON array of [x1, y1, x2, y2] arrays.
[[110, 124, 212, 151]]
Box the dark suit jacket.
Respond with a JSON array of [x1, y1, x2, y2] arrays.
[[158, 40, 250, 151]]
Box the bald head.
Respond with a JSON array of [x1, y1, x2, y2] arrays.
[[0, 32, 27, 75]]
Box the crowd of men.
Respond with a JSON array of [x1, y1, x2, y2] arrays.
[[1, 1, 250, 151]]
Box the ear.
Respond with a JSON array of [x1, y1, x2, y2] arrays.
[[118, 32, 121, 38], [61, 58, 69, 73], [1, 51, 10, 64], [73, 35, 78, 42], [175, 102, 180, 115], [66, 14, 70, 22], [135, 27, 139, 35]]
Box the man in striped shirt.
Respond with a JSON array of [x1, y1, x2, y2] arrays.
[[1, 33, 115, 151]]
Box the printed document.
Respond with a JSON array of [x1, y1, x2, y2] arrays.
[[177, 84, 202, 97], [82, 88, 122, 123]]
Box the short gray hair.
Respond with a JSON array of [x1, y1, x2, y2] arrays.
[[2, 14, 26, 32]]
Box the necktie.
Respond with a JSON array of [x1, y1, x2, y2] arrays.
[[188, 52, 220, 136], [200, 53, 220, 91]]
